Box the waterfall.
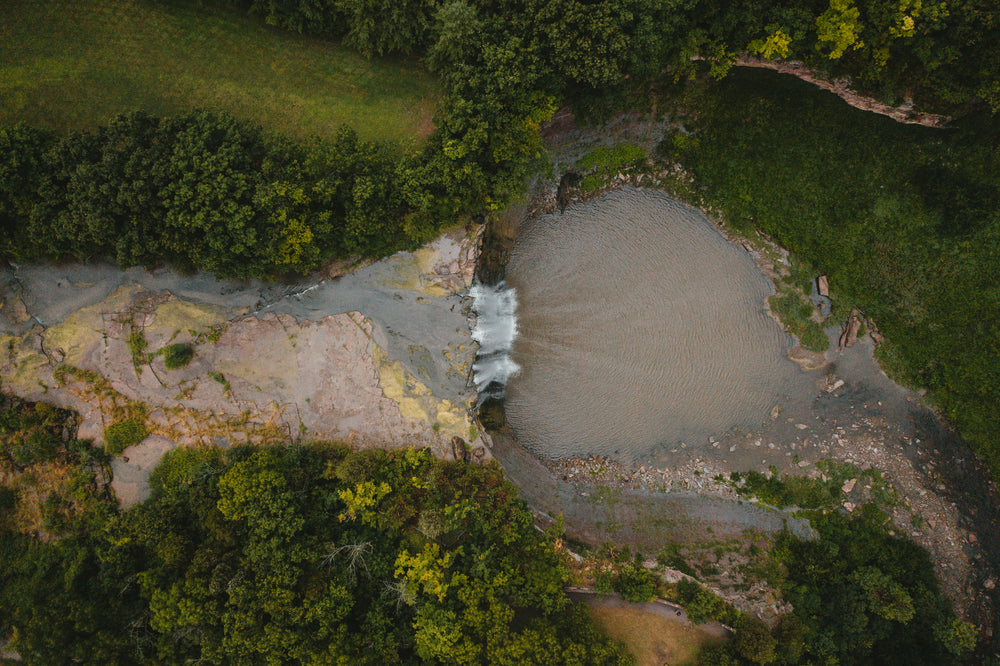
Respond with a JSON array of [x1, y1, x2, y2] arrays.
[[469, 282, 520, 395]]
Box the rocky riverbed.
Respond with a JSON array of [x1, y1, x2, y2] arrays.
[[473, 109, 1000, 641], [0, 228, 489, 507]]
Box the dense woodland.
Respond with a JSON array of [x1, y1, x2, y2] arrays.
[[0, 397, 974, 664], [0, 404, 632, 664]]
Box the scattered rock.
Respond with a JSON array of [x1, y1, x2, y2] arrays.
[[842, 478, 857, 494], [838, 308, 862, 350], [816, 275, 829, 297], [451, 436, 468, 462]]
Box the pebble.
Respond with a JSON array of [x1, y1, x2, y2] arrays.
[[729, 445, 737, 452]]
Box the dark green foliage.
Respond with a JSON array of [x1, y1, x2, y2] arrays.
[[103, 418, 149, 457], [730, 468, 841, 509], [613, 562, 658, 603], [0, 397, 93, 470], [769, 508, 966, 665], [668, 68, 1000, 480], [675, 578, 736, 626], [0, 485, 16, 511], [159, 343, 195, 369], [3, 111, 444, 278], [2, 442, 631, 663], [733, 616, 777, 664]]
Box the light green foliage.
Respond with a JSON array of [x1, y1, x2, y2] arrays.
[[217, 451, 305, 537], [613, 563, 658, 603], [816, 0, 864, 59], [934, 618, 978, 656], [0, 0, 437, 143], [748, 29, 792, 60], [768, 291, 829, 353], [577, 144, 647, 172], [103, 417, 148, 457], [338, 480, 392, 526], [127, 328, 148, 369]]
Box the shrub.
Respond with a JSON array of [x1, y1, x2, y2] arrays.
[[614, 563, 657, 602], [103, 418, 148, 457], [160, 343, 195, 369], [676, 578, 730, 625], [0, 485, 18, 511]]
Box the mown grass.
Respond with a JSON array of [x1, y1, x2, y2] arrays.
[[587, 606, 724, 666], [0, 0, 439, 144]]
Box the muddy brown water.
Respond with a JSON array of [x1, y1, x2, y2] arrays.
[[476, 187, 1000, 645], [502, 188, 810, 462]]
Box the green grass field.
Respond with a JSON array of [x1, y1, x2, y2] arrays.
[[0, 0, 439, 145]]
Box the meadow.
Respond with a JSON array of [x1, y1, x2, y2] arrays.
[[0, 0, 438, 145]]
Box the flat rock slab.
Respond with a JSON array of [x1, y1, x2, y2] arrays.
[[111, 435, 176, 509]]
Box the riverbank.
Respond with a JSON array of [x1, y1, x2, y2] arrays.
[[0, 227, 487, 507], [473, 107, 1000, 641]]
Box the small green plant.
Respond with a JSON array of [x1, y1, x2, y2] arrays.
[[208, 371, 232, 393], [576, 144, 646, 171], [103, 418, 149, 457], [769, 290, 829, 352], [127, 328, 148, 369], [731, 467, 840, 509], [579, 174, 603, 192], [160, 343, 195, 369]]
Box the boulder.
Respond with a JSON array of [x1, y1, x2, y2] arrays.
[[838, 308, 862, 349], [451, 436, 468, 462], [816, 275, 829, 297]]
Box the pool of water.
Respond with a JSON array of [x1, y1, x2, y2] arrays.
[[501, 188, 807, 461]]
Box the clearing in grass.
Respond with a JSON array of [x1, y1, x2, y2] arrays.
[[0, 0, 438, 145], [587, 605, 725, 666]]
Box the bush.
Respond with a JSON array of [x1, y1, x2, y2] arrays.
[[734, 617, 778, 664], [614, 563, 657, 603], [0, 485, 17, 511], [103, 418, 148, 457], [676, 578, 732, 625], [160, 343, 195, 369]]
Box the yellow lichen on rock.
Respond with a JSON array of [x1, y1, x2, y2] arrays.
[[44, 284, 141, 366], [0, 334, 49, 393], [144, 299, 229, 346], [373, 344, 472, 439]]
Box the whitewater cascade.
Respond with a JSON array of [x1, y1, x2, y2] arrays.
[[469, 282, 520, 395]]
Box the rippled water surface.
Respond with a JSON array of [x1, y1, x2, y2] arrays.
[[503, 188, 799, 461]]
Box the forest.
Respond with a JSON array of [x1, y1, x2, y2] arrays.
[[0, 396, 974, 664]]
